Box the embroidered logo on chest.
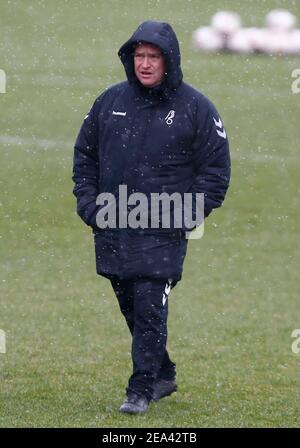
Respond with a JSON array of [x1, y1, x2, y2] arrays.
[[165, 110, 175, 126], [112, 110, 127, 117]]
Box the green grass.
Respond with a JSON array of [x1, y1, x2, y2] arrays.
[[1, 0, 300, 427]]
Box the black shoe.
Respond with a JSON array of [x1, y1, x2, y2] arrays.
[[152, 379, 177, 402], [119, 393, 149, 414]]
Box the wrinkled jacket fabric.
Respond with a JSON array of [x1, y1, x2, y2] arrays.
[[72, 21, 231, 281]]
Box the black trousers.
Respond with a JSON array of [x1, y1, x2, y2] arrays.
[[110, 277, 176, 402]]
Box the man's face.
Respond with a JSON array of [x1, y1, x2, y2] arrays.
[[134, 43, 165, 88]]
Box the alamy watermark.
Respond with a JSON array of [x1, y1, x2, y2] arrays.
[[291, 329, 300, 354], [0, 329, 6, 354], [95, 185, 204, 239], [0, 69, 6, 93], [291, 69, 300, 94]]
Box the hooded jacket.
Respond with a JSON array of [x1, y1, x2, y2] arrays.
[[72, 21, 231, 281]]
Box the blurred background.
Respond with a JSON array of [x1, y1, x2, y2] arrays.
[[0, 0, 300, 427]]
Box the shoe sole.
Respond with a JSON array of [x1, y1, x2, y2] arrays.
[[119, 406, 148, 414]]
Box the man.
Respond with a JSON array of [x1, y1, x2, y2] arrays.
[[72, 21, 230, 414]]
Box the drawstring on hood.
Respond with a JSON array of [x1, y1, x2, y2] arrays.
[[118, 21, 183, 95]]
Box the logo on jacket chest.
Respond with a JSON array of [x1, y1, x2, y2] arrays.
[[110, 108, 177, 130], [112, 110, 127, 117], [165, 110, 175, 126]]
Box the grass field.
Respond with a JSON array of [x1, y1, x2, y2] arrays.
[[1, 0, 300, 428]]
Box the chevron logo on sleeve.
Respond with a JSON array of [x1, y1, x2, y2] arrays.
[[213, 116, 227, 139]]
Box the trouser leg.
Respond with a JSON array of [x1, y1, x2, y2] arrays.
[[157, 350, 176, 381], [127, 278, 171, 401], [110, 277, 134, 334], [111, 277, 176, 400]]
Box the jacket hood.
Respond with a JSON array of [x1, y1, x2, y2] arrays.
[[118, 21, 183, 92]]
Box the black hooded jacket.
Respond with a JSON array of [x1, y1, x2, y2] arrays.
[[72, 21, 231, 281]]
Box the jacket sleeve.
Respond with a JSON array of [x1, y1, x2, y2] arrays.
[[72, 98, 100, 229], [189, 98, 231, 223]]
